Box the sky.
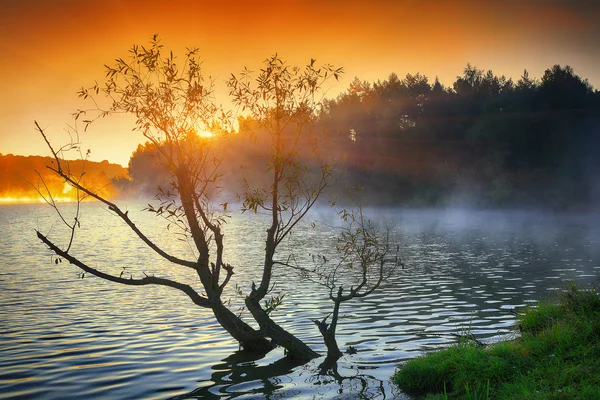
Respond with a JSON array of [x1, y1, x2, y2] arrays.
[[1, 0, 599, 167]]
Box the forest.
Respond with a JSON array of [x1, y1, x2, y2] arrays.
[[5, 63, 598, 210], [0, 154, 127, 202], [125, 63, 600, 210]]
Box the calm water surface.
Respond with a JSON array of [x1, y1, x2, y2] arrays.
[[1, 203, 600, 399]]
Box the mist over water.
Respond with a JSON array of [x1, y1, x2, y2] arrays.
[[1, 203, 599, 399]]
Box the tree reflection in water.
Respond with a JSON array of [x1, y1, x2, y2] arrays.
[[170, 350, 387, 399], [312, 355, 387, 399]]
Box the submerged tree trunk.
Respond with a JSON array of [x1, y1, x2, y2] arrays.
[[322, 324, 343, 361], [245, 295, 319, 360], [315, 288, 344, 366], [211, 302, 273, 352]]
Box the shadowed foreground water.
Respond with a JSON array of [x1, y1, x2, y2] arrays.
[[1, 204, 599, 399]]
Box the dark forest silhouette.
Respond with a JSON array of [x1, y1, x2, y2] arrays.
[[4, 64, 599, 209], [125, 63, 600, 209], [319, 64, 600, 208]]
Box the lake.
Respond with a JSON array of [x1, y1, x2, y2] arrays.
[[1, 203, 599, 399]]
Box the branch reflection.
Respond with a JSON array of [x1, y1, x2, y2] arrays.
[[169, 350, 388, 399]]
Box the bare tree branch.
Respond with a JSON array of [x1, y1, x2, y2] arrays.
[[37, 230, 212, 308], [36, 119, 197, 270]]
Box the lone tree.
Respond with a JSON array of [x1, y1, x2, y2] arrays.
[[315, 206, 399, 366], [36, 36, 398, 362]]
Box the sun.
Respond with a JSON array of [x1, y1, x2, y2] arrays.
[[197, 129, 215, 138]]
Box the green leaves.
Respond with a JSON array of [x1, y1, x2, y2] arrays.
[[264, 293, 286, 315], [227, 54, 344, 124]]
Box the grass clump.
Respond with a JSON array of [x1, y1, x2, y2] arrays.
[[394, 281, 600, 399]]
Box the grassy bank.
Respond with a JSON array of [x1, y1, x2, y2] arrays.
[[394, 281, 600, 399]]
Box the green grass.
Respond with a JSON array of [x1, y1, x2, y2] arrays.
[[394, 281, 600, 399]]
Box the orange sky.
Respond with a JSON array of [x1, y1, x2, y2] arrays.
[[1, 0, 599, 166]]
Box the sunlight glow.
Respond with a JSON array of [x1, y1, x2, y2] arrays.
[[0, 195, 77, 204], [62, 182, 73, 194], [197, 130, 215, 138], [0, 184, 113, 205]]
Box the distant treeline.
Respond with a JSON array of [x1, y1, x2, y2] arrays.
[[123, 64, 600, 209], [318, 64, 600, 208], [0, 154, 128, 201]]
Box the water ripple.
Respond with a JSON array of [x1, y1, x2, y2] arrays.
[[1, 205, 600, 398]]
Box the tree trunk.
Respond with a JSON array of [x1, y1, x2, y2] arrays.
[[245, 296, 319, 360], [211, 302, 273, 352], [315, 296, 343, 361], [322, 330, 343, 360]]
